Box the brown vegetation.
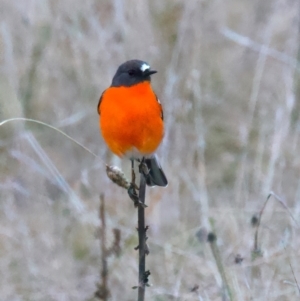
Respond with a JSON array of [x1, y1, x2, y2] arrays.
[[0, 0, 300, 300]]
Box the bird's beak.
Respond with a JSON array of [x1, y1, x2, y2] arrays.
[[144, 69, 157, 76]]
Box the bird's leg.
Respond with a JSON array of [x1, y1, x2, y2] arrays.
[[139, 158, 150, 180], [127, 159, 139, 206], [131, 159, 137, 188], [131, 159, 140, 190]]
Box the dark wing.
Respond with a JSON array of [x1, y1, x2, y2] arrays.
[[97, 90, 105, 115], [155, 94, 164, 120], [144, 155, 168, 187]]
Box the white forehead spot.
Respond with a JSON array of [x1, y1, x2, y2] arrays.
[[140, 63, 150, 72]]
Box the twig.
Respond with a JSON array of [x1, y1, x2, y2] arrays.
[[0, 117, 101, 160], [98, 194, 109, 300], [288, 258, 300, 295], [137, 170, 148, 301], [207, 232, 235, 301], [252, 192, 299, 256], [95, 195, 121, 300], [252, 193, 272, 255], [283, 246, 300, 295], [269, 191, 299, 228], [105, 160, 151, 300]]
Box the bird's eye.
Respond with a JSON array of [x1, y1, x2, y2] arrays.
[[128, 69, 135, 76]]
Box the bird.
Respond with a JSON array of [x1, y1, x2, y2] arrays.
[[97, 59, 167, 189]]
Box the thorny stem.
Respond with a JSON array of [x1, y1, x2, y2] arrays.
[[137, 165, 147, 301]]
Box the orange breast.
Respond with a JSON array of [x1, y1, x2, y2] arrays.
[[99, 82, 164, 158]]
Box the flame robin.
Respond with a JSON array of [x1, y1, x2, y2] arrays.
[[97, 59, 167, 187]]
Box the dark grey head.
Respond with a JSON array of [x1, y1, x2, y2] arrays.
[[111, 60, 157, 87]]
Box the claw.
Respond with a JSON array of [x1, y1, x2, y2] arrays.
[[128, 183, 147, 208], [128, 183, 139, 205], [139, 160, 150, 178]]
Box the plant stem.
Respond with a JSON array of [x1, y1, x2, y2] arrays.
[[137, 171, 146, 301], [253, 193, 271, 252], [99, 194, 109, 300], [208, 232, 235, 301]]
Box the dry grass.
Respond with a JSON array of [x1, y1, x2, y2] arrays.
[[1, 0, 300, 300]]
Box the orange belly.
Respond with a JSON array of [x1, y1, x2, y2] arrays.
[[99, 82, 164, 158]]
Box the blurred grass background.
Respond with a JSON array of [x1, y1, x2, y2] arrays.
[[1, 0, 300, 300]]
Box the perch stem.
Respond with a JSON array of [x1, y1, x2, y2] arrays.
[[137, 167, 147, 301]]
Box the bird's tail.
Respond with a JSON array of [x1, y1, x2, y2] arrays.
[[144, 155, 168, 187]]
